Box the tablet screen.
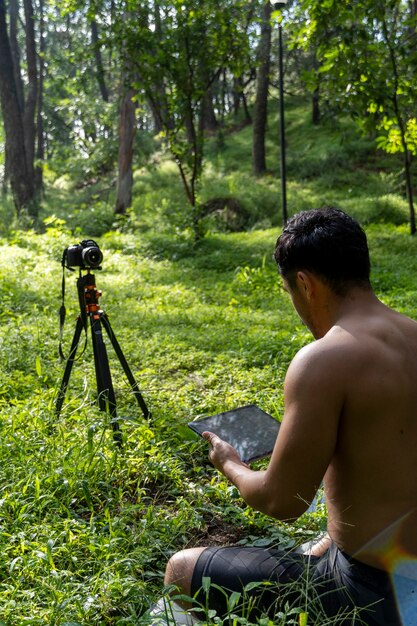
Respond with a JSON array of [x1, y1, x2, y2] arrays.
[[188, 404, 280, 464]]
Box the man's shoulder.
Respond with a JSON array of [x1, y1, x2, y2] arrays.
[[289, 328, 360, 379], [295, 326, 356, 357], [284, 333, 350, 412]]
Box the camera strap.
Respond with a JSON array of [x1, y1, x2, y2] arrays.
[[58, 252, 72, 359], [59, 267, 67, 359]]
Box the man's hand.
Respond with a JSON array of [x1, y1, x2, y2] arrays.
[[202, 431, 248, 474], [201, 431, 269, 513]]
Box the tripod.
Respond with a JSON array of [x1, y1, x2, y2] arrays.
[[55, 270, 150, 445]]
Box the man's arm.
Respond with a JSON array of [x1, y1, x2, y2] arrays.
[[204, 342, 344, 520]]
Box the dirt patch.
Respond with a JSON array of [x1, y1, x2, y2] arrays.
[[186, 515, 246, 548]]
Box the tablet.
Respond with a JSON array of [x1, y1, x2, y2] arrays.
[[188, 404, 280, 464]]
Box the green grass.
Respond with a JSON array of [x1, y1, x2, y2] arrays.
[[0, 98, 417, 623], [0, 226, 319, 624], [0, 220, 417, 624]]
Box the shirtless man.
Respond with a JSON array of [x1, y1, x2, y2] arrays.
[[164, 207, 417, 625]]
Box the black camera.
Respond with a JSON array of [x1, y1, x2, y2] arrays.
[[63, 239, 103, 269]]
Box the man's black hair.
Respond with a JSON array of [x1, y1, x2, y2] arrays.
[[274, 207, 371, 295]]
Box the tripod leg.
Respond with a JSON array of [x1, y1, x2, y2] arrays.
[[101, 313, 150, 419], [89, 313, 122, 446], [56, 316, 84, 417]]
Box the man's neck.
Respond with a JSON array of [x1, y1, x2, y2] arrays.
[[312, 287, 379, 339]]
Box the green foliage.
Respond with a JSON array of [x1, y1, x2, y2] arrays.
[[2, 84, 417, 623], [0, 195, 15, 237], [0, 214, 416, 622], [38, 3, 119, 180], [132, 99, 405, 236], [289, 0, 417, 231], [0, 225, 307, 623], [114, 0, 253, 236], [11, 98, 405, 241], [375, 116, 417, 156]]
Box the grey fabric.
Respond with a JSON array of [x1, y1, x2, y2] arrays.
[[190, 541, 405, 625]]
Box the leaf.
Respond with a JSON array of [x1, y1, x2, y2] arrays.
[[35, 475, 40, 499], [243, 580, 272, 592], [252, 537, 273, 547], [226, 591, 241, 610], [299, 612, 309, 626]]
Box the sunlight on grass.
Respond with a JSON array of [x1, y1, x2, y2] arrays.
[[0, 220, 416, 622], [1, 97, 417, 623]]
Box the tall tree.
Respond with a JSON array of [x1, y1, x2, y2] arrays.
[[201, 85, 219, 132], [34, 0, 45, 193], [91, 19, 109, 102], [9, 0, 24, 113], [115, 63, 136, 215], [22, 0, 38, 189], [43, 2, 118, 180], [232, 74, 253, 123], [252, 0, 272, 175], [120, 0, 250, 237], [0, 0, 34, 213]]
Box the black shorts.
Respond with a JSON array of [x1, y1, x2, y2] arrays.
[[190, 541, 406, 625]]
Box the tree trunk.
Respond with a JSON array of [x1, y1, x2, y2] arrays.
[[0, 0, 34, 213], [148, 1, 172, 133], [404, 151, 416, 235], [409, 0, 417, 49], [381, 12, 416, 234], [236, 69, 256, 124], [23, 0, 38, 195], [91, 19, 109, 102], [232, 76, 244, 117], [34, 0, 45, 194], [9, 0, 24, 113], [115, 85, 136, 214], [252, 0, 272, 175], [312, 87, 320, 125], [201, 86, 218, 132]]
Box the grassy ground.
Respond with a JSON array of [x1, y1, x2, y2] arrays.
[[0, 99, 416, 624]]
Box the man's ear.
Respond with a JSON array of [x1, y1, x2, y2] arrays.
[[296, 270, 315, 300]]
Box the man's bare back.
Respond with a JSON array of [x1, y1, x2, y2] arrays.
[[319, 296, 417, 568]]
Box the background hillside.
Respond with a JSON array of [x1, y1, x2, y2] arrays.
[[2, 0, 417, 238], [0, 97, 410, 240]]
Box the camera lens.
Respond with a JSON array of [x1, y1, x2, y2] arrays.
[[82, 246, 103, 268]]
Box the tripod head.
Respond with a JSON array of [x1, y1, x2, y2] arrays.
[[76, 271, 102, 332]]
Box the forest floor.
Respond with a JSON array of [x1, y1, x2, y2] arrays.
[[0, 100, 415, 624]]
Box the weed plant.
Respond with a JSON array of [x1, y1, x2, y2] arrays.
[[148, 574, 372, 626]]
